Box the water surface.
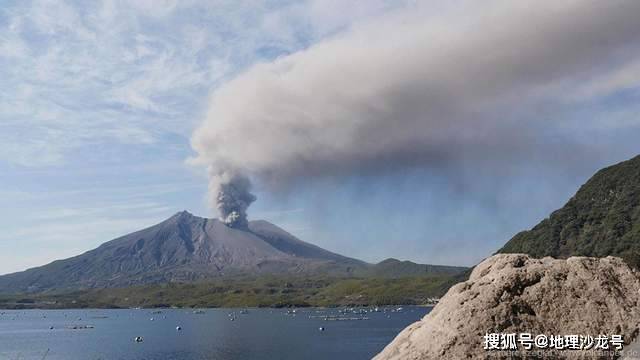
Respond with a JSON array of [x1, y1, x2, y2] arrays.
[[0, 306, 430, 360]]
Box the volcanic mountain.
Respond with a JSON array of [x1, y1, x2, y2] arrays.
[[0, 211, 465, 293]]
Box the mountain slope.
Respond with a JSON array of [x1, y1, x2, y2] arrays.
[[498, 154, 640, 267], [247, 220, 355, 262], [0, 211, 466, 293], [368, 258, 467, 278], [0, 212, 364, 293]]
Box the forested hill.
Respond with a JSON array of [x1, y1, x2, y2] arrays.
[[498, 155, 640, 267]]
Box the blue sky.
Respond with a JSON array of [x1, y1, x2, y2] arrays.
[[1, 0, 639, 275]]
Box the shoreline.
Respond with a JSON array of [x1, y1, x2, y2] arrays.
[[0, 304, 436, 311]]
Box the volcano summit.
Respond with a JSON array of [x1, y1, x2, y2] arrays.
[[0, 211, 464, 293]]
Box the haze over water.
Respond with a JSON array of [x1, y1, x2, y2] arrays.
[[0, 307, 429, 360]]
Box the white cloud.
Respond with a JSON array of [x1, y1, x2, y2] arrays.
[[2, 0, 363, 167]]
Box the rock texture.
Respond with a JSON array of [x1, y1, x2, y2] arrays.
[[375, 254, 640, 360]]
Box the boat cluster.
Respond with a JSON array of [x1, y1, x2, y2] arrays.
[[66, 324, 95, 330], [305, 306, 411, 322]]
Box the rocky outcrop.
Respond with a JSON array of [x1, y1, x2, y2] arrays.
[[375, 254, 640, 359]]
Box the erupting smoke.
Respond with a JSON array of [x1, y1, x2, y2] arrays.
[[192, 0, 640, 220], [209, 170, 256, 228]]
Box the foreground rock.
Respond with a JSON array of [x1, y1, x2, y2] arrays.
[[375, 254, 640, 359]]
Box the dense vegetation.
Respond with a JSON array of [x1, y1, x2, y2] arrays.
[[0, 274, 453, 309], [499, 155, 640, 268]]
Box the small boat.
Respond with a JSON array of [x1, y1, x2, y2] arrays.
[[134, 336, 144, 343], [67, 325, 95, 330]]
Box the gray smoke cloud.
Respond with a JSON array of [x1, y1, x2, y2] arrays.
[[209, 170, 256, 228], [192, 0, 640, 216]]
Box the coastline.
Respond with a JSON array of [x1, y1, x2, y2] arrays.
[[0, 275, 448, 310], [0, 303, 437, 311]]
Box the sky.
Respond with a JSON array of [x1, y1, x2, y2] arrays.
[[1, 0, 639, 275]]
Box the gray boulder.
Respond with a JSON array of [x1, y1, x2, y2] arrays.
[[375, 254, 640, 359]]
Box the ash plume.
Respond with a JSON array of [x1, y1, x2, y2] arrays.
[[192, 0, 640, 212], [209, 170, 256, 228]]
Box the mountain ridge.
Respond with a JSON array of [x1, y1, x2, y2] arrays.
[[498, 154, 640, 267], [0, 211, 466, 294]]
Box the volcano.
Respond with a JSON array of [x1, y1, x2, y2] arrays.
[[0, 211, 466, 293]]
